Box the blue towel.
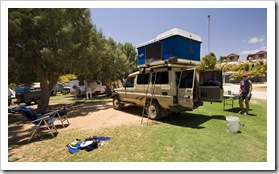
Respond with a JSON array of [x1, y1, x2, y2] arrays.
[[93, 136, 111, 141]]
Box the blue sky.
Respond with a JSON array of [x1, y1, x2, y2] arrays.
[[90, 8, 267, 62]]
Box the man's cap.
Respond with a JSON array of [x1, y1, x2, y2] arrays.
[[242, 73, 249, 77]]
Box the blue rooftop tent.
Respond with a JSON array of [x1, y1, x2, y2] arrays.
[[136, 28, 202, 68]]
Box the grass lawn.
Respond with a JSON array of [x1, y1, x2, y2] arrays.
[[8, 97, 267, 162]]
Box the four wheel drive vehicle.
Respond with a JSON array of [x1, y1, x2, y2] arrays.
[[112, 28, 224, 120], [51, 83, 71, 95], [69, 79, 107, 96], [111, 64, 223, 120], [14, 86, 41, 105]]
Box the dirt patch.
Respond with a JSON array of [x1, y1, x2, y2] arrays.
[[66, 103, 142, 131], [8, 101, 143, 147]]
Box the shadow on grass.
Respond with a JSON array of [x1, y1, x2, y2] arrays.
[[8, 122, 59, 147], [224, 108, 257, 116], [160, 113, 226, 129], [120, 105, 226, 129]]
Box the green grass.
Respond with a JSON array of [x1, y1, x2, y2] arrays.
[[8, 97, 267, 162]]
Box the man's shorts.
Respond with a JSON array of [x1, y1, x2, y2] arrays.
[[239, 93, 252, 101]]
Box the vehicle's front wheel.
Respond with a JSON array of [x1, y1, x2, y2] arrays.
[[146, 100, 162, 120], [113, 96, 124, 110]]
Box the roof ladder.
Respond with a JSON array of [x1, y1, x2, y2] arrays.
[[141, 67, 158, 126]]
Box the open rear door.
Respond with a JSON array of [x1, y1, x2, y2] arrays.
[[199, 70, 223, 102], [178, 69, 195, 109]]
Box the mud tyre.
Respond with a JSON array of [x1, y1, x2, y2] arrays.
[[113, 96, 124, 110], [146, 100, 162, 120]]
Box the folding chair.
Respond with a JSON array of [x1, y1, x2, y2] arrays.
[[10, 104, 58, 142], [43, 106, 70, 128]]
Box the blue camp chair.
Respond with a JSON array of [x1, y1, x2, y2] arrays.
[[10, 104, 58, 142], [42, 106, 70, 128]]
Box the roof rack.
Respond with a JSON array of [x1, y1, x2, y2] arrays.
[[137, 57, 199, 70]]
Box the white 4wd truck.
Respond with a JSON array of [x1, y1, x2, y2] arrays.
[[111, 28, 223, 120]]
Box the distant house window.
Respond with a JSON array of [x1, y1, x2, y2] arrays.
[[259, 54, 264, 59], [230, 57, 234, 61]]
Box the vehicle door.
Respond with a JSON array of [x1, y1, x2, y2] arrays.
[[178, 68, 196, 109], [123, 76, 135, 103], [199, 70, 223, 102]]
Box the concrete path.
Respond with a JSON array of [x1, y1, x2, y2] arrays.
[[223, 83, 267, 100]]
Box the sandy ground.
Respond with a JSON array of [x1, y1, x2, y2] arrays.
[[66, 103, 142, 131], [223, 83, 267, 100]]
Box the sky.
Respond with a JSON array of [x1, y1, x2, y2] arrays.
[[90, 8, 267, 62]]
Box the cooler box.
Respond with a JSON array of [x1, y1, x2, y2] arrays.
[[137, 28, 202, 67]]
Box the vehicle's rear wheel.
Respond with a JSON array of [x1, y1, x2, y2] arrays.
[[113, 96, 124, 110], [146, 100, 162, 120]]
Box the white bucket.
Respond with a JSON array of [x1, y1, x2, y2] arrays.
[[226, 116, 239, 133]]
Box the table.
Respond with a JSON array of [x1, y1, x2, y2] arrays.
[[223, 94, 239, 111]]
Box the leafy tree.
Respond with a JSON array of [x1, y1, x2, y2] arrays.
[[218, 56, 226, 63], [9, 8, 94, 112], [197, 52, 217, 73], [58, 74, 77, 83]]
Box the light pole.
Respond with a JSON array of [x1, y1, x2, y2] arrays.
[[208, 14, 210, 56]]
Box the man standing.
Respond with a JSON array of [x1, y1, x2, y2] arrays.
[[238, 73, 253, 115]]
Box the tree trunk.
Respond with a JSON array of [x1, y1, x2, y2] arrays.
[[37, 76, 51, 113]]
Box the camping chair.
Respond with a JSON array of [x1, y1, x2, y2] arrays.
[[43, 106, 70, 128], [10, 104, 57, 142]]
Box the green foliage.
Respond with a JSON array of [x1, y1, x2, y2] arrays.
[[78, 35, 137, 85], [243, 63, 250, 71], [8, 83, 17, 90], [8, 8, 137, 111], [9, 9, 93, 83], [221, 61, 267, 83], [218, 56, 226, 63], [197, 52, 217, 73], [58, 74, 77, 83], [8, 8, 94, 112]]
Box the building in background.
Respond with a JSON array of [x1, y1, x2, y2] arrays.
[[247, 50, 267, 62]]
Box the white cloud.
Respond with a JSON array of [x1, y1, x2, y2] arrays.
[[240, 49, 261, 55], [248, 37, 264, 44]]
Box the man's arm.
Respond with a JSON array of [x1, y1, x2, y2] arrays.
[[248, 82, 253, 95], [239, 86, 242, 95]]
